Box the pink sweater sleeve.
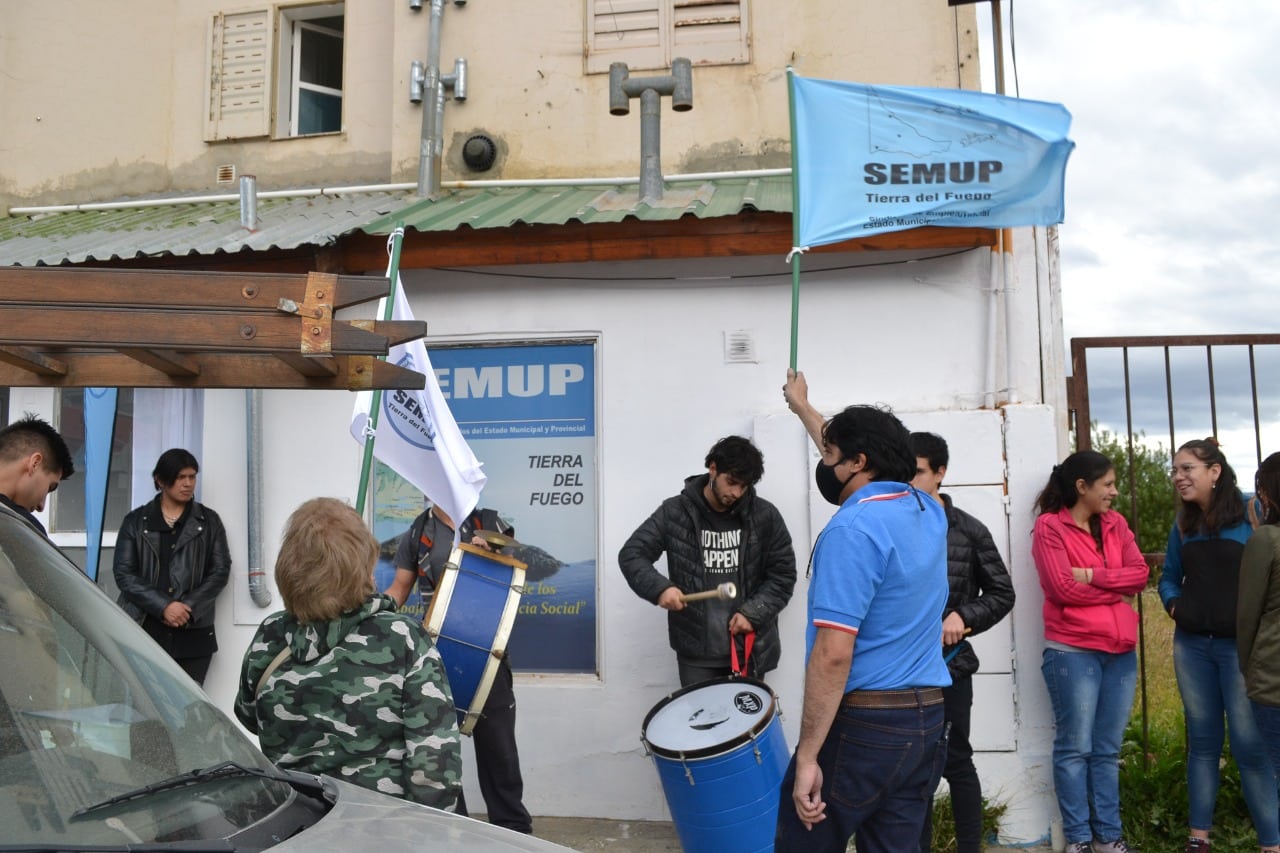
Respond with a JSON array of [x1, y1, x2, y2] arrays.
[[1032, 515, 1124, 606], [1091, 514, 1150, 595]]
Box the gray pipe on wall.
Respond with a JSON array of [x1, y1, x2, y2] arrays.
[[245, 389, 272, 607]]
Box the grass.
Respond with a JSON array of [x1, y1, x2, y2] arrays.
[[930, 794, 1009, 852]]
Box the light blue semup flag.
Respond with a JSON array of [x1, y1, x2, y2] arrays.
[[789, 74, 1074, 246], [83, 387, 118, 582]]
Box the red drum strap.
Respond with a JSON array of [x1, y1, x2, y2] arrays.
[[730, 630, 755, 677]]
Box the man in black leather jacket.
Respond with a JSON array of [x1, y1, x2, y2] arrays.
[[113, 448, 231, 686], [619, 435, 796, 687], [910, 432, 1015, 853]]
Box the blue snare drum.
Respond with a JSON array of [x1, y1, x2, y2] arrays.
[[641, 677, 789, 853], [424, 544, 526, 735]]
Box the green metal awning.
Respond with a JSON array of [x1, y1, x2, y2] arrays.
[[0, 176, 794, 267]]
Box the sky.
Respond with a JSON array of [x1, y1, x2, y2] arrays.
[[987, 1, 1279, 342], [976, 2, 1280, 475]]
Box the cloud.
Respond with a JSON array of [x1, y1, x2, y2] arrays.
[[1007, 2, 1280, 340]]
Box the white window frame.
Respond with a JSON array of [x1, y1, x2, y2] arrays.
[[585, 0, 750, 75], [277, 4, 345, 138]]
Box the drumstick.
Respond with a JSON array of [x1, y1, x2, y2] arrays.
[[680, 582, 737, 603]]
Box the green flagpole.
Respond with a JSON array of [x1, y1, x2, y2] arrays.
[[355, 223, 406, 517], [786, 68, 803, 372]]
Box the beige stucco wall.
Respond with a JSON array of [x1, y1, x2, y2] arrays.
[[0, 1, 978, 208]]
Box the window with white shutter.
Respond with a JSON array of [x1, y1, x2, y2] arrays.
[[586, 0, 749, 74], [205, 4, 344, 143], [205, 9, 273, 142]]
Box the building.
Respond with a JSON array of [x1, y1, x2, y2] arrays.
[[1, 1, 1068, 843]]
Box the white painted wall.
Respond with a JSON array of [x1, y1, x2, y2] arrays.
[[170, 239, 1066, 844]]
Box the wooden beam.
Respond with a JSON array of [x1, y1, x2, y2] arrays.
[[0, 353, 426, 390], [0, 307, 395, 355], [338, 215, 997, 270], [0, 346, 68, 376], [349, 319, 430, 347], [123, 349, 201, 377], [0, 267, 389, 310], [274, 352, 341, 377]]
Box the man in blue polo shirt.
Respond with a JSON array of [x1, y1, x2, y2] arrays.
[[778, 371, 950, 853]]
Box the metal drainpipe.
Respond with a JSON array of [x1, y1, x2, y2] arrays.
[[416, 0, 445, 197], [245, 389, 272, 607], [239, 175, 258, 231], [608, 59, 693, 202]]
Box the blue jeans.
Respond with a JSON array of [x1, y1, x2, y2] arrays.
[[775, 699, 946, 853], [1173, 628, 1279, 843], [1041, 647, 1136, 845], [1251, 701, 1280, 787], [920, 675, 982, 853]]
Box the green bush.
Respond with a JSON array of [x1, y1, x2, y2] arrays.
[[1120, 718, 1259, 851], [928, 794, 1009, 852]]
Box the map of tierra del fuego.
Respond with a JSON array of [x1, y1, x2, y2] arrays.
[[862, 88, 1004, 208]]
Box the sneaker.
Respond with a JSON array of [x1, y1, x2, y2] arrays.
[[1184, 839, 1211, 853], [1065, 844, 1094, 853], [1094, 841, 1132, 853]]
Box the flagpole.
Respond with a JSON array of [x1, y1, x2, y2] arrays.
[[354, 224, 406, 516], [785, 67, 803, 371]]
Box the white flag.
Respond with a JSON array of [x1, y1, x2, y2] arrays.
[[350, 274, 486, 538]]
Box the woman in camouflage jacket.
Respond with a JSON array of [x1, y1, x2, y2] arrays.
[[235, 498, 461, 810]]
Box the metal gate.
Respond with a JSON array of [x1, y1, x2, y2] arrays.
[[1066, 333, 1280, 765]]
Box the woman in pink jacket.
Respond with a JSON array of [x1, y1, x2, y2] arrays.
[[1032, 450, 1150, 853]]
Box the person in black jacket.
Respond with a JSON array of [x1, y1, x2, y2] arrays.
[[910, 432, 1016, 853], [113, 448, 231, 686], [619, 435, 796, 687]]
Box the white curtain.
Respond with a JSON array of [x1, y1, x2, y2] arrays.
[[130, 389, 204, 507]]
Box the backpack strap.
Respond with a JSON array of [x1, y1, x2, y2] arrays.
[[254, 647, 293, 699]]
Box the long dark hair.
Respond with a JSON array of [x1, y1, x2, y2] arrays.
[[1175, 438, 1245, 536], [1254, 452, 1280, 527], [1035, 450, 1114, 550], [1035, 450, 1113, 516]]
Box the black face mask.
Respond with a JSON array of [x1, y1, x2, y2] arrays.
[[814, 459, 850, 505]]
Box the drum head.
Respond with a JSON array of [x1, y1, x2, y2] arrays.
[[642, 677, 776, 759]]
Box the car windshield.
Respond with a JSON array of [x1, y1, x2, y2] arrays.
[[0, 508, 294, 847]]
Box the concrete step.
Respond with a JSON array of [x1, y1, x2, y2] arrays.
[[528, 816, 1053, 852]]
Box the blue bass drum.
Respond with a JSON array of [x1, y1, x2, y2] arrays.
[[424, 544, 526, 735], [640, 676, 789, 853]]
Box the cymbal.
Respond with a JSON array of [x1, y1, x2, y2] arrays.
[[473, 529, 520, 549]]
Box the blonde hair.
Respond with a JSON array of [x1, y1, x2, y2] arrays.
[[275, 498, 377, 623]]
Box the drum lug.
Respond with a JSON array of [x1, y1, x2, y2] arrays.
[[680, 753, 695, 787], [640, 735, 653, 758]]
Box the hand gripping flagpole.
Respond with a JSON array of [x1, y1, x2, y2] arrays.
[[354, 224, 406, 517]]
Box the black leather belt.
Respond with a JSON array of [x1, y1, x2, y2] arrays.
[[842, 687, 944, 709]]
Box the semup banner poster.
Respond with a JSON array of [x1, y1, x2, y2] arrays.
[[372, 341, 598, 674]]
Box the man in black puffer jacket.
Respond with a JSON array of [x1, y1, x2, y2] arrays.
[[910, 432, 1016, 853], [619, 436, 796, 687]]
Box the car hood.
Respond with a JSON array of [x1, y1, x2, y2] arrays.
[[271, 777, 571, 852]]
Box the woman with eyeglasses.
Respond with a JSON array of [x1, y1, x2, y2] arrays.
[[1159, 438, 1279, 853], [1239, 454, 1280, 782], [1032, 450, 1149, 853]]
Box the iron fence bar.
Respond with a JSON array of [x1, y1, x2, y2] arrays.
[[1207, 345, 1219, 439], [1250, 345, 1263, 467], [1164, 346, 1176, 456], [1122, 346, 1151, 770]]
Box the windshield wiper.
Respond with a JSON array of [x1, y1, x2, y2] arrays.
[[0, 843, 235, 851], [70, 761, 330, 821]]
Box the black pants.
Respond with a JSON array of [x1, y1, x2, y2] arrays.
[[456, 658, 532, 833], [920, 674, 981, 853]]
